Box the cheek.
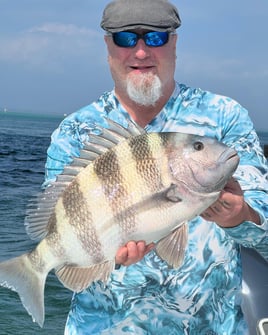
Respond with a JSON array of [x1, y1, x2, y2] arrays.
[[157, 57, 176, 81], [108, 54, 128, 83], [108, 48, 129, 71], [154, 47, 176, 76], [108, 43, 130, 63]]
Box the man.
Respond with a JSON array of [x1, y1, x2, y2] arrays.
[[44, 0, 268, 334]]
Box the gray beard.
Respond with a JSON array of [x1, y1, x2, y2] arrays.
[[126, 72, 162, 106]]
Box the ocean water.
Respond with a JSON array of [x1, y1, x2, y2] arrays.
[[0, 113, 72, 335], [0, 112, 267, 335]]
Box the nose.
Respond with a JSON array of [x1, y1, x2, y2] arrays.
[[134, 39, 150, 59]]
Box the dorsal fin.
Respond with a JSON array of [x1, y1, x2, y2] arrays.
[[24, 118, 144, 241], [103, 117, 145, 137]]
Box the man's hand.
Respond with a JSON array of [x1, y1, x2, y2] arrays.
[[201, 177, 260, 227], [115, 241, 155, 266]]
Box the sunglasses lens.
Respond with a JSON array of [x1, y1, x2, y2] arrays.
[[112, 31, 169, 48], [113, 32, 137, 47], [145, 32, 169, 47]]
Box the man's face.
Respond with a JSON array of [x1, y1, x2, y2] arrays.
[[105, 30, 177, 105]]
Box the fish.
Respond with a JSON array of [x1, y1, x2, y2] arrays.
[[0, 118, 239, 327]]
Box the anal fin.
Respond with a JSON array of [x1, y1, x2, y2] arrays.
[[155, 223, 188, 269], [55, 260, 115, 292]]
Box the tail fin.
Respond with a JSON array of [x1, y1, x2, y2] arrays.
[[0, 253, 47, 327]]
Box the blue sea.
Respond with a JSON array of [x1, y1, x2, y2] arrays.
[[0, 112, 72, 334], [0, 112, 267, 335]]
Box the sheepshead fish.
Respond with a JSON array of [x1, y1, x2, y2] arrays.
[[0, 119, 239, 327]]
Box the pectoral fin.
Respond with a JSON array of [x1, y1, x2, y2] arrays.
[[55, 260, 115, 292], [155, 223, 188, 269], [165, 183, 182, 203]]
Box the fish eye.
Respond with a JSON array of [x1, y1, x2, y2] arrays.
[[193, 141, 204, 151]]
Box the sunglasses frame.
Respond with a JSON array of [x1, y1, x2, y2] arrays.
[[108, 31, 176, 48]]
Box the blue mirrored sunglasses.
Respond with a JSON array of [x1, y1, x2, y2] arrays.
[[111, 31, 173, 48]]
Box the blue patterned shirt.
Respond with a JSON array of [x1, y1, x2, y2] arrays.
[[44, 83, 268, 335]]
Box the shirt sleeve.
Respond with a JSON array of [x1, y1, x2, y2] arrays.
[[43, 109, 102, 188], [219, 99, 268, 260]]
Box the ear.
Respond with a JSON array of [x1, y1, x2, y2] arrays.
[[172, 33, 178, 45], [173, 35, 178, 57], [104, 34, 112, 46]]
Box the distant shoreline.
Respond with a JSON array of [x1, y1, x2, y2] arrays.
[[0, 109, 64, 121]]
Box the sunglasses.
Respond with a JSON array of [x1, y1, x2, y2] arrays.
[[110, 31, 174, 48]]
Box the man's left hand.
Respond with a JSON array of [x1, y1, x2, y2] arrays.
[[201, 177, 260, 227]]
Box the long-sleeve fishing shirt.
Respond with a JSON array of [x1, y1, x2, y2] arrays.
[[44, 83, 268, 335]]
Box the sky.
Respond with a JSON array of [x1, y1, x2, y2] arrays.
[[0, 0, 267, 130]]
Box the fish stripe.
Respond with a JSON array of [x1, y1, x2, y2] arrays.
[[45, 213, 67, 258], [128, 133, 170, 192], [61, 179, 104, 263], [93, 146, 138, 240], [130, 134, 161, 193]]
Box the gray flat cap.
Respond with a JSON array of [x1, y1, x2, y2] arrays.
[[101, 0, 181, 33]]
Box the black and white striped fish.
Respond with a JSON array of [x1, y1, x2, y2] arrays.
[[0, 119, 239, 327]]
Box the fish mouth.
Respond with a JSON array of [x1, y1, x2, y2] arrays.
[[204, 147, 240, 189], [186, 147, 240, 193], [218, 147, 240, 168]]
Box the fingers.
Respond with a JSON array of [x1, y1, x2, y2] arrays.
[[115, 241, 155, 266], [223, 177, 243, 196], [127, 241, 144, 264], [212, 199, 231, 212], [219, 199, 231, 209], [200, 178, 258, 227], [201, 178, 242, 221], [201, 199, 232, 221]]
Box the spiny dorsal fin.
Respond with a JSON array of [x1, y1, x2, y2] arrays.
[[55, 260, 115, 292], [103, 117, 145, 137], [25, 118, 144, 241], [155, 223, 188, 269], [60, 117, 145, 177]]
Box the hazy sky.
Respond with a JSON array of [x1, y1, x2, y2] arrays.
[[0, 0, 267, 130]]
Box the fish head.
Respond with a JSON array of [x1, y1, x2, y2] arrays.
[[165, 133, 240, 194]]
